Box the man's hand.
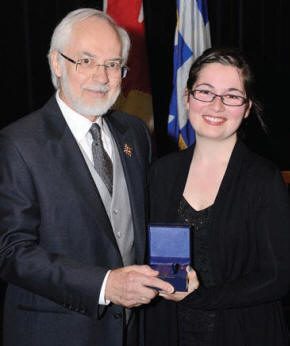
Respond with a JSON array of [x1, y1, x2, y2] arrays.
[[105, 265, 174, 308]]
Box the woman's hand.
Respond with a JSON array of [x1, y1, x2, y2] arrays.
[[159, 266, 199, 302]]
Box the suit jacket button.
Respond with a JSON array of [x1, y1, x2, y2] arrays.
[[113, 312, 122, 319]]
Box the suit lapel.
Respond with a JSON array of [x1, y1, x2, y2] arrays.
[[42, 98, 121, 251]]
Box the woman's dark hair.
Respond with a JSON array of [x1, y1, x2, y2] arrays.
[[186, 47, 266, 133]]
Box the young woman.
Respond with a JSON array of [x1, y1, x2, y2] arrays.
[[145, 48, 290, 346]]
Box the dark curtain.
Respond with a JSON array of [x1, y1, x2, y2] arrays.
[[143, 0, 177, 155], [1, 0, 289, 166], [207, 0, 290, 169]]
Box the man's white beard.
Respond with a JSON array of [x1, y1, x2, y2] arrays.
[[68, 87, 120, 117], [60, 69, 120, 117]]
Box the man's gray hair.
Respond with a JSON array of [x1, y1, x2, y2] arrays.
[[48, 8, 131, 89]]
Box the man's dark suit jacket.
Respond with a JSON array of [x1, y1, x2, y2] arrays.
[[0, 97, 151, 346]]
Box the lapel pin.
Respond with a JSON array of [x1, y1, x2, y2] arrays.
[[123, 144, 133, 157]]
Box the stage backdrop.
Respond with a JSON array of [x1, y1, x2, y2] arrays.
[[1, 0, 289, 167]]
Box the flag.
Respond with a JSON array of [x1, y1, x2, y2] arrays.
[[168, 0, 211, 149], [104, 0, 154, 132]]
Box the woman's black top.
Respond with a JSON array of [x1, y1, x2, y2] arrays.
[[145, 141, 290, 346], [178, 196, 216, 346]]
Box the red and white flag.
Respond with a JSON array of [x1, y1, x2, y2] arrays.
[[104, 0, 154, 132]]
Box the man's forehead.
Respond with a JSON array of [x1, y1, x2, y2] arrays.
[[72, 16, 118, 38]]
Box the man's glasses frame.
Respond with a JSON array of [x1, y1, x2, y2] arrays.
[[59, 52, 129, 79]]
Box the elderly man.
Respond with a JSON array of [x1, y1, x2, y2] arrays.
[[0, 8, 172, 346]]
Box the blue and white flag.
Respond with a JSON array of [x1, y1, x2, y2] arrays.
[[168, 0, 211, 148]]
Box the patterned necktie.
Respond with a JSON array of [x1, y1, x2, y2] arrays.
[[90, 123, 113, 195]]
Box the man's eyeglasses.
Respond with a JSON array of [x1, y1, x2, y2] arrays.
[[59, 52, 129, 79], [189, 89, 248, 107]]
